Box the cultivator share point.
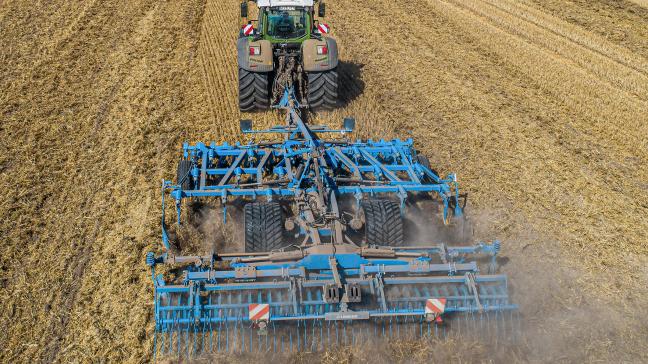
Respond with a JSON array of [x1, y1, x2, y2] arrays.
[[146, 85, 518, 357]]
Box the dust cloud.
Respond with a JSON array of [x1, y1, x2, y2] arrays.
[[164, 201, 648, 363]]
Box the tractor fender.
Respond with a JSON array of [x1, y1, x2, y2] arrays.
[[302, 37, 339, 72], [237, 38, 273, 72]]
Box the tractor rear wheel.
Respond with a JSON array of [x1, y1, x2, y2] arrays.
[[306, 68, 338, 110], [239, 68, 270, 111], [176, 160, 194, 190], [362, 200, 403, 246], [244, 202, 285, 252]]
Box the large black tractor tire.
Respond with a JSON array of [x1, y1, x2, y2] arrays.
[[239, 68, 270, 111], [362, 200, 404, 246], [244, 202, 285, 252], [306, 68, 338, 111], [176, 159, 194, 190]]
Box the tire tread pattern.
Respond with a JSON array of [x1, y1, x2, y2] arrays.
[[177, 160, 193, 190], [239, 68, 270, 111], [244, 202, 284, 252], [307, 68, 338, 110], [362, 200, 404, 246]]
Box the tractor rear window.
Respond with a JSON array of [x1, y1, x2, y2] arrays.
[[266, 9, 307, 39]]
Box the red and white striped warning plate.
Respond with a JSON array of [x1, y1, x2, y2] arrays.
[[243, 23, 254, 36], [425, 298, 446, 315], [249, 303, 270, 321], [317, 23, 330, 34]]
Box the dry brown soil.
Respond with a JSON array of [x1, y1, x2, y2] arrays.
[[1, 0, 647, 362]]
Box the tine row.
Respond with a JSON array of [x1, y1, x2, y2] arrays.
[[154, 312, 522, 358]]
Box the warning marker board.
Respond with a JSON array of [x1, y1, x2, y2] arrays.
[[425, 298, 446, 315], [249, 303, 270, 321]]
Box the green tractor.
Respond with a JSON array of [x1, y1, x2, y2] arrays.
[[238, 0, 338, 111]]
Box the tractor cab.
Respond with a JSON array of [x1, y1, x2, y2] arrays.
[[264, 7, 309, 40]]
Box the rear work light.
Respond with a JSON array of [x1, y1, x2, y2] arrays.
[[317, 45, 328, 55], [249, 46, 261, 56]]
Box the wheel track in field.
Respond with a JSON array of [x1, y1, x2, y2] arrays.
[[433, 0, 648, 251], [198, 0, 240, 138], [331, 0, 648, 285], [328, 0, 648, 359], [444, 0, 648, 101], [334, 0, 648, 161], [490, 0, 648, 77], [198, 0, 285, 138], [523, 0, 648, 59], [436, 0, 648, 151]]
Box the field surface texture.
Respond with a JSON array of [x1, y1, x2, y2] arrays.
[[1, 0, 647, 363]]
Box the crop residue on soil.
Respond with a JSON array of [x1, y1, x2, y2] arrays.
[[1, 0, 647, 362]]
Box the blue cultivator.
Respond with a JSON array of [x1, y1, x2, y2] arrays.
[[147, 88, 518, 357]]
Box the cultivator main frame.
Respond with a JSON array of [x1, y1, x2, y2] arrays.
[[147, 89, 518, 357]]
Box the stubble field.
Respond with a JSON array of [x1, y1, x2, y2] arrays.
[[1, 0, 647, 362]]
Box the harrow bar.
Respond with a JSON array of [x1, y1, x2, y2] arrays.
[[154, 311, 521, 357], [149, 242, 517, 356]]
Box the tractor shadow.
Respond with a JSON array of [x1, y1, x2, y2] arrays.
[[337, 60, 365, 107]]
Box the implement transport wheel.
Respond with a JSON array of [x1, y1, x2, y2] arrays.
[[415, 154, 439, 180], [176, 159, 194, 190], [244, 202, 285, 252], [239, 68, 270, 111], [362, 200, 404, 246], [306, 68, 338, 110]]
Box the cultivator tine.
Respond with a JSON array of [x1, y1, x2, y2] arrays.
[[183, 323, 188, 359], [151, 276, 519, 356], [190, 323, 196, 358], [160, 327, 165, 356], [508, 311, 515, 341], [153, 310, 521, 357], [511, 311, 518, 340], [238, 319, 244, 353], [496, 311, 504, 344], [216, 322, 223, 352]]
